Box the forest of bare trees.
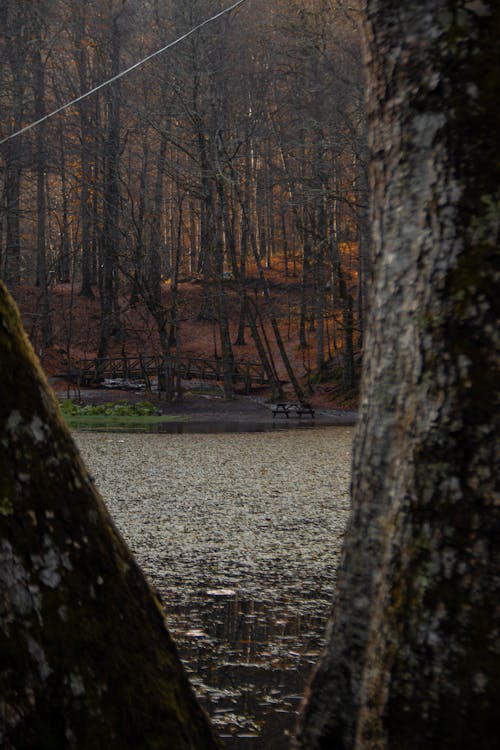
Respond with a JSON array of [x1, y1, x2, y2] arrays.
[[0, 0, 368, 397]]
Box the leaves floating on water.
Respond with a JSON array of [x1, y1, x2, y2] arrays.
[[75, 427, 353, 749]]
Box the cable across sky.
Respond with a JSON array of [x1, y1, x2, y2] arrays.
[[0, 0, 248, 146]]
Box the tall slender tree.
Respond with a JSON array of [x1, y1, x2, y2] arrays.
[[0, 0, 32, 286], [32, 10, 53, 349]]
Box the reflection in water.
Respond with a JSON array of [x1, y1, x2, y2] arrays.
[[157, 420, 319, 434], [164, 590, 330, 748], [158, 419, 315, 435], [75, 419, 323, 435]]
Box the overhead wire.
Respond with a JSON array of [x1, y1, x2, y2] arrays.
[[0, 0, 248, 146]]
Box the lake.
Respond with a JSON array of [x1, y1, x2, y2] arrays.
[[75, 426, 353, 748]]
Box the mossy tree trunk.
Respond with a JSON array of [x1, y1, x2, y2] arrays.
[[0, 280, 220, 749], [297, 2, 500, 748]]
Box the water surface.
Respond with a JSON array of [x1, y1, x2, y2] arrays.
[[75, 426, 353, 748]]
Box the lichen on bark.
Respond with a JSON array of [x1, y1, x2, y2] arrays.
[[0, 279, 220, 748], [296, 2, 500, 748]]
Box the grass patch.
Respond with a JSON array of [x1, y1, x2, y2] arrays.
[[59, 399, 189, 432]]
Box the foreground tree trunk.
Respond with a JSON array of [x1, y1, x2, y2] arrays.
[[0, 282, 220, 749], [297, 2, 500, 748]]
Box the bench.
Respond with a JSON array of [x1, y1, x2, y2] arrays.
[[272, 401, 315, 418]]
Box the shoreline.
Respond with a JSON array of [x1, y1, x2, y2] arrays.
[[52, 381, 358, 427]]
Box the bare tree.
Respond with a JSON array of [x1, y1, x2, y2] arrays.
[[32, 13, 53, 349], [0, 0, 32, 286]]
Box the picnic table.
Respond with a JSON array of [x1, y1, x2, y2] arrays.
[[272, 401, 315, 419]]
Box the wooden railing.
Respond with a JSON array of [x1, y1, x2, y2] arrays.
[[68, 355, 269, 392]]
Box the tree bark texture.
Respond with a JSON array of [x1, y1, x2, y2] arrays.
[[0, 281, 220, 749], [297, 2, 500, 748]]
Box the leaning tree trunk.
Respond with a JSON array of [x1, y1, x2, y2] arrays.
[[0, 280, 220, 749], [297, 2, 500, 749]]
